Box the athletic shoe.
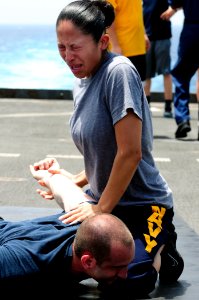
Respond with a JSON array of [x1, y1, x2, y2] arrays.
[[159, 230, 184, 283], [175, 120, 191, 138], [163, 111, 173, 118]]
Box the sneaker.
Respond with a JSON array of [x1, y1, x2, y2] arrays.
[[163, 111, 173, 118], [159, 229, 184, 283], [175, 120, 191, 139]]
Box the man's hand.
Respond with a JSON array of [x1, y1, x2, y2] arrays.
[[30, 164, 54, 200], [160, 7, 178, 21], [30, 165, 52, 183], [145, 33, 151, 52], [33, 157, 60, 171], [32, 157, 74, 179]]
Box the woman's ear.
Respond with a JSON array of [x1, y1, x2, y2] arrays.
[[81, 253, 96, 270], [100, 34, 110, 50]]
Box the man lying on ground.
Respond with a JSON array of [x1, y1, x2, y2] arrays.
[[0, 163, 163, 298]]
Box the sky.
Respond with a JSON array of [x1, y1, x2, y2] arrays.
[[0, 0, 184, 25], [0, 0, 73, 24]]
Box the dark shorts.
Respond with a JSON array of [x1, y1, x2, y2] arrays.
[[112, 204, 172, 256], [146, 39, 171, 78], [127, 54, 146, 81], [111, 204, 174, 292]]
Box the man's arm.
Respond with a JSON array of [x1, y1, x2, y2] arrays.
[[0, 241, 39, 279], [30, 166, 94, 212], [45, 173, 93, 212], [32, 157, 88, 188], [168, 0, 183, 9]]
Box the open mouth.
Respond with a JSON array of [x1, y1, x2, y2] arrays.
[[70, 64, 83, 74]]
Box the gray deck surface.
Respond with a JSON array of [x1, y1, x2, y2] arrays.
[[0, 98, 198, 299]]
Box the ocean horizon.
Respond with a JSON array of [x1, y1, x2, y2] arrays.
[[0, 23, 197, 94]]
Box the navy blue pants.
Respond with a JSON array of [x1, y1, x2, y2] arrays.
[[171, 23, 199, 124]]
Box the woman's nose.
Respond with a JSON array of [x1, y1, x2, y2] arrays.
[[64, 49, 74, 62]]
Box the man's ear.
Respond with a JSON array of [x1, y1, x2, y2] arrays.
[[100, 33, 110, 50], [81, 253, 96, 270]]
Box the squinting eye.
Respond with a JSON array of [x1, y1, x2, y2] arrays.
[[71, 46, 81, 51], [58, 45, 65, 51]]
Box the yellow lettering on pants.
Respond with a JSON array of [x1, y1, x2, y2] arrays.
[[144, 234, 157, 252], [144, 206, 166, 253]]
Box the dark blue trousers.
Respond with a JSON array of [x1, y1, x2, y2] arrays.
[[171, 23, 199, 124]]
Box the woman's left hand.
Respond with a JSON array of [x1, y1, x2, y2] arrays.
[[59, 202, 101, 224]]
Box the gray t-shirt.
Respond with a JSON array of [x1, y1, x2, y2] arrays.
[[70, 52, 173, 208]]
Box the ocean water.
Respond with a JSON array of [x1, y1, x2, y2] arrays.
[[0, 23, 197, 93], [0, 24, 76, 90]]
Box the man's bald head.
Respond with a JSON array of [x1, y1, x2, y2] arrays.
[[74, 213, 134, 264]]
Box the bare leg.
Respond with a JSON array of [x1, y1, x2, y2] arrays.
[[164, 73, 173, 100], [163, 74, 173, 117], [152, 245, 165, 272], [196, 69, 199, 102], [144, 78, 152, 105]]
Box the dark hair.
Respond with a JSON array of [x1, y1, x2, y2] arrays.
[[56, 0, 115, 42]]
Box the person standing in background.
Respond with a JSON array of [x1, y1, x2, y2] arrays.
[[107, 0, 148, 82], [143, 0, 176, 117], [196, 69, 199, 101], [161, 0, 199, 138]]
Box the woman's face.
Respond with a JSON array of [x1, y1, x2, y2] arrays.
[[57, 20, 109, 78]]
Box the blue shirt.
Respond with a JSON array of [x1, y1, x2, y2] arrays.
[[170, 0, 199, 22], [143, 0, 172, 41], [0, 213, 81, 287]]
